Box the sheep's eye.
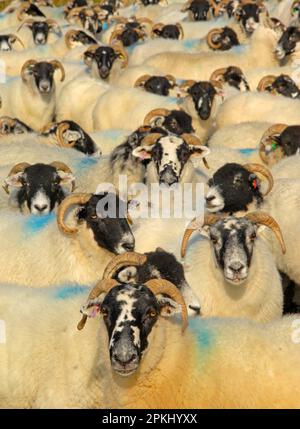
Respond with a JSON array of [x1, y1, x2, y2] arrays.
[[210, 235, 218, 244], [101, 307, 108, 317], [250, 232, 256, 241], [148, 309, 157, 318]]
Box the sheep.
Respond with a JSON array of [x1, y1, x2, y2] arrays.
[[0, 191, 135, 287], [256, 73, 300, 99], [204, 162, 300, 284], [0, 32, 25, 51], [1, 279, 300, 408], [0, 115, 33, 135], [180, 212, 284, 322], [16, 18, 63, 48], [91, 87, 179, 132], [215, 91, 300, 129], [0, 59, 65, 131], [143, 20, 280, 81], [1, 161, 75, 214]]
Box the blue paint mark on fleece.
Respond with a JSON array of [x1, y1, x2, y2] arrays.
[[75, 156, 99, 171], [189, 318, 214, 350], [102, 22, 109, 31], [182, 39, 199, 51], [23, 212, 56, 235], [52, 284, 89, 300], [238, 148, 258, 156]]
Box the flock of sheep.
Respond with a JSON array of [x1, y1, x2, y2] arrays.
[[1, 0, 300, 409]]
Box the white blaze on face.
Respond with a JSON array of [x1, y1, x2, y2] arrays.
[[158, 135, 184, 175], [30, 189, 50, 215], [0, 40, 10, 51], [109, 289, 140, 349]]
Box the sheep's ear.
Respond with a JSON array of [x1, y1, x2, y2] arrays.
[[158, 295, 182, 317], [80, 295, 105, 318], [189, 145, 210, 158], [4, 172, 24, 188], [57, 170, 75, 187], [132, 145, 153, 160]]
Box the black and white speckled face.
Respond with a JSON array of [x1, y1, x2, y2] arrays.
[[209, 217, 257, 285], [101, 284, 160, 376], [275, 26, 300, 60]]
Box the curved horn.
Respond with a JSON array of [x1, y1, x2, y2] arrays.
[[209, 67, 228, 82], [77, 278, 119, 330], [181, 0, 193, 12], [134, 74, 151, 88], [145, 278, 188, 332], [143, 108, 170, 125], [55, 122, 74, 147], [136, 17, 153, 26], [181, 213, 221, 258], [244, 211, 286, 254], [20, 59, 37, 82], [50, 60, 65, 82], [112, 43, 128, 68], [259, 124, 287, 165], [66, 6, 84, 21], [141, 132, 164, 146], [64, 29, 79, 49], [103, 252, 147, 280], [151, 23, 164, 38], [109, 28, 123, 44], [207, 28, 223, 50], [165, 74, 177, 87], [261, 124, 288, 143], [17, 18, 35, 32], [17, 3, 32, 21], [179, 80, 196, 94], [0, 116, 16, 134], [176, 22, 184, 39], [181, 133, 209, 168], [9, 34, 25, 48], [3, 162, 31, 194], [50, 161, 75, 192], [257, 75, 276, 92], [243, 163, 274, 196], [57, 193, 92, 235]]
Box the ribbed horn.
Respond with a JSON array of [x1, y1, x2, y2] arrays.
[[181, 0, 193, 12], [244, 211, 286, 254], [259, 124, 287, 165], [134, 74, 151, 88], [151, 23, 164, 38], [9, 34, 25, 48], [57, 193, 92, 235], [3, 162, 31, 194], [179, 80, 196, 94], [77, 278, 119, 330], [21, 59, 37, 82], [143, 108, 170, 125], [109, 29, 123, 44], [17, 18, 35, 32], [181, 213, 221, 258], [103, 252, 147, 280], [56, 122, 74, 148], [257, 75, 276, 92], [141, 133, 164, 146], [50, 60, 65, 82], [209, 67, 228, 82], [176, 22, 184, 39], [145, 279, 188, 332], [50, 161, 75, 192], [181, 133, 209, 168], [165, 74, 177, 87], [0, 116, 16, 134], [207, 28, 223, 50], [243, 163, 274, 196], [261, 124, 288, 143]]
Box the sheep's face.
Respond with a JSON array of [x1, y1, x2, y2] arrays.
[[222, 67, 250, 91], [269, 75, 300, 99], [213, 27, 240, 51], [209, 217, 257, 285], [118, 28, 141, 47], [21, 3, 46, 18], [67, 30, 97, 48], [153, 25, 181, 40], [280, 126, 300, 156], [162, 111, 194, 135], [4, 163, 74, 215], [85, 46, 118, 79], [0, 117, 32, 135], [95, 284, 180, 376], [205, 163, 263, 213], [0, 35, 17, 51], [188, 0, 211, 21], [133, 135, 208, 186], [30, 62, 55, 94], [30, 22, 51, 45], [235, 4, 261, 35], [77, 193, 135, 254], [79, 10, 101, 34], [143, 76, 173, 96], [275, 26, 300, 59], [188, 82, 217, 120], [117, 249, 201, 316]]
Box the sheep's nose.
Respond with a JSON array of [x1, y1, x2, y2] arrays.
[[34, 204, 48, 213], [229, 262, 244, 274], [206, 195, 216, 202], [113, 352, 137, 366]]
